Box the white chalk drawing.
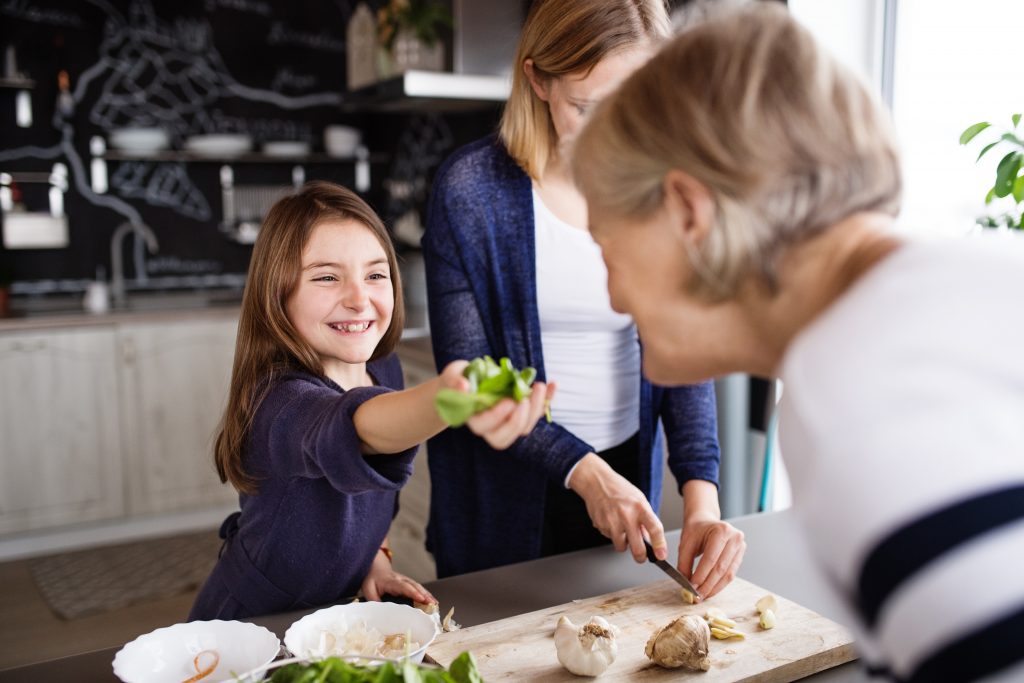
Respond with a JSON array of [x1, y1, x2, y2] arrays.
[[384, 112, 454, 221], [204, 0, 272, 17], [267, 21, 346, 53], [0, 0, 85, 28], [3, 0, 346, 231], [110, 162, 213, 221]]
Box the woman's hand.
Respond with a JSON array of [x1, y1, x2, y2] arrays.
[[360, 548, 435, 605], [439, 360, 556, 450], [568, 454, 668, 562], [677, 517, 746, 600]]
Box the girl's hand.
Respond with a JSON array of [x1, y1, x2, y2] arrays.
[[677, 517, 746, 600], [439, 360, 556, 450], [568, 454, 668, 562], [360, 548, 435, 605]]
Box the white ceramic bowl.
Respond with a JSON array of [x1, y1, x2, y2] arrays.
[[284, 602, 438, 664], [262, 141, 311, 157], [184, 134, 253, 158], [109, 127, 170, 155], [112, 620, 280, 683], [323, 125, 362, 157]]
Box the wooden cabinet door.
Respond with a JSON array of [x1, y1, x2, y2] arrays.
[[118, 316, 239, 515], [0, 326, 124, 534]]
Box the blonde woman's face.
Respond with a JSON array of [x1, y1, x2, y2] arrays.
[[286, 219, 394, 381], [529, 47, 652, 150]]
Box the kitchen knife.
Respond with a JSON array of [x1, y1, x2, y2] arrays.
[[643, 539, 702, 601]]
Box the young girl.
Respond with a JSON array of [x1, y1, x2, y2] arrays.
[[189, 181, 552, 621]]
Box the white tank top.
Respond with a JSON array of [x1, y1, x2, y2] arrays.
[[533, 188, 641, 453]]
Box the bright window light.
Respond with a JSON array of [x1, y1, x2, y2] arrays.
[[892, 0, 1024, 235]]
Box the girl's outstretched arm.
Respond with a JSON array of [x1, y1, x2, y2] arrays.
[[354, 360, 555, 454]]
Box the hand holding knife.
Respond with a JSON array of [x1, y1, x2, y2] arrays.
[[643, 539, 702, 601]]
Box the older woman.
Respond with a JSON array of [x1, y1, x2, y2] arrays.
[[422, 0, 744, 595], [573, 4, 1024, 682]]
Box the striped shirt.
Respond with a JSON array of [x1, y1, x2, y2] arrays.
[[778, 235, 1024, 682]]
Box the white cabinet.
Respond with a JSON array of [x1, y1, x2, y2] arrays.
[[118, 316, 239, 516], [0, 326, 124, 534]]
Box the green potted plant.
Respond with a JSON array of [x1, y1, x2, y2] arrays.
[[959, 113, 1024, 229], [376, 0, 451, 77]]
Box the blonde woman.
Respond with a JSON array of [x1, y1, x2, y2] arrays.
[[573, 4, 1024, 681], [422, 0, 745, 595]]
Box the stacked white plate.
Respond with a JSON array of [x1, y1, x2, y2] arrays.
[[184, 134, 253, 158], [262, 141, 311, 158], [109, 127, 170, 156]]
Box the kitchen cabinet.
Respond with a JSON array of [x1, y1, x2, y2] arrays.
[[0, 326, 124, 534], [118, 316, 239, 516]]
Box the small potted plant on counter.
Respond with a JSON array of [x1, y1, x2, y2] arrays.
[[959, 113, 1024, 230], [376, 0, 451, 78]]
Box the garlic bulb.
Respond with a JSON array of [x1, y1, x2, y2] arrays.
[[553, 615, 619, 676], [644, 615, 711, 671]]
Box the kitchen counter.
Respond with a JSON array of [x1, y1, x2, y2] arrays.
[[0, 291, 430, 338], [0, 510, 870, 682]]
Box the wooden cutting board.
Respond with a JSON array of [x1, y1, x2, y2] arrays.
[[427, 578, 855, 681]]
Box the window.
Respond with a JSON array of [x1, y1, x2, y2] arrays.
[[791, 0, 1024, 236]]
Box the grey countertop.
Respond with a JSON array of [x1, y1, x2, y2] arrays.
[[0, 291, 430, 338], [0, 510, 869, 682]]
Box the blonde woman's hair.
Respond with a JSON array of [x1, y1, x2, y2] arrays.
[[215, 181, 404, 494], [500, 0, 671, 180], [573, 2, 902, 300]]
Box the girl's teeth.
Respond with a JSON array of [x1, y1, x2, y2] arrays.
[[342, 323, 368, 332]]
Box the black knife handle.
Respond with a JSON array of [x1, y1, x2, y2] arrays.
[[643, 539, 658, 563]]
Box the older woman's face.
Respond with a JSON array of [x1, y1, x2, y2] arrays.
[[587, 190, 724, 386]]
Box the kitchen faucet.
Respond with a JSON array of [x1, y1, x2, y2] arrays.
[[110, 221, 159, 309]]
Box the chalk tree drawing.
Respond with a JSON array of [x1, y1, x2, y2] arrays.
[[3, 0, 346, 228], [110, 161, 212, 221]]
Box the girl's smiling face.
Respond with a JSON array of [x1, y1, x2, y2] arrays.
[[286, 219, 395, 386]]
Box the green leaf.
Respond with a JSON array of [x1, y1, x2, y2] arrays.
[[1014, 175, 1024, 204], [985, 187, 996, 204], [976, 141, 1000, 162], [994, 151, 1023, 198], [960, 121, 991, 145], [1001, 132, 1024, 148], [435, 389, 479, 427], [448, 652, 483, 683], [1013, 113, 1022, 128]]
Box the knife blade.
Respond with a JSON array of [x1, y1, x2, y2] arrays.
[[643, 539, 702, 601]]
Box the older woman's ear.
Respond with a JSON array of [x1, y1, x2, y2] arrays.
[[663, 169, 716, 248]]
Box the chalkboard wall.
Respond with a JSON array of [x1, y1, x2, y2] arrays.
[[0, 0, 501, 296]]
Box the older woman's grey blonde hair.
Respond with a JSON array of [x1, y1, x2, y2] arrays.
[[572, 2, 902, 301]]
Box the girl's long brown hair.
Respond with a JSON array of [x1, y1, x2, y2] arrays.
[[215, 181, 405, 494]]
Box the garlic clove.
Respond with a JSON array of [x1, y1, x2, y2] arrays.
[[759, 608, 777, 630], [755, 594, 778, 615]]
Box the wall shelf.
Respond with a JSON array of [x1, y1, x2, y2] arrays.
[[99, 151, 389, 164], [342, 70, 509, 113], [0, 78, 35, 89]]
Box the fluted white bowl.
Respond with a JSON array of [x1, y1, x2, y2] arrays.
[[112, 620, 280, 683], [284, 602, 438, 664]]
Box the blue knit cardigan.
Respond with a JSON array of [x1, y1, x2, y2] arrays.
[[422, 135, 721, 578]]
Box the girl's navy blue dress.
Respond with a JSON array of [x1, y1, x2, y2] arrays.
[[189, 354, 415, 620]]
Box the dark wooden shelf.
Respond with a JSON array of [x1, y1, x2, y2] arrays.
[[99, 151, 389, 164]]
